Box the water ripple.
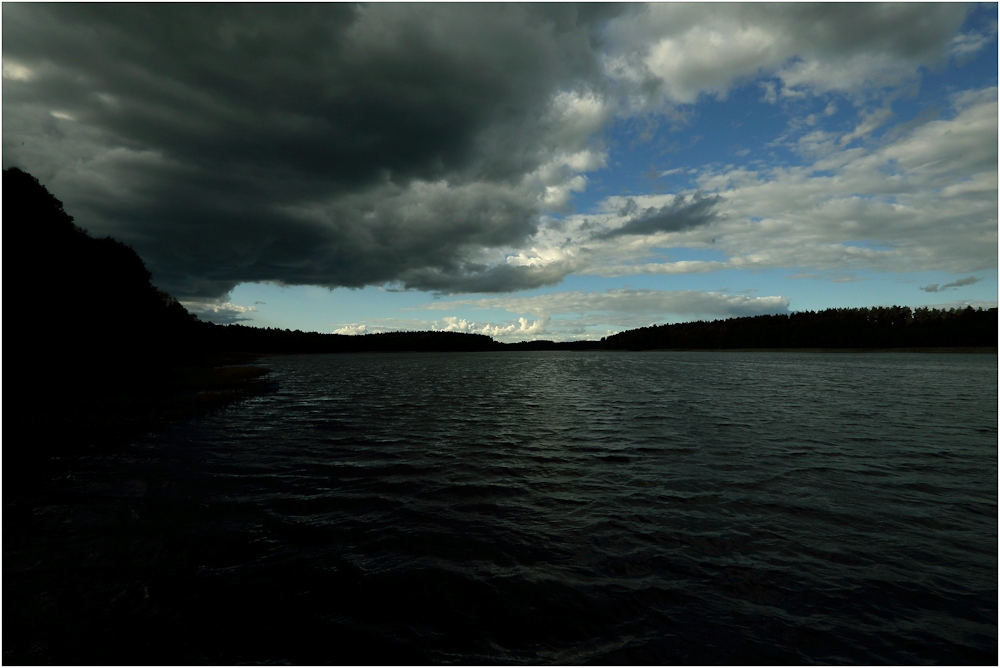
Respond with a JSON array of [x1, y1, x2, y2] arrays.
[[5, 351, 996, 664]]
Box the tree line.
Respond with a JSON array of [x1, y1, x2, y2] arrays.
[[194, 306, 995, 353], [599, 306, 997, 351]]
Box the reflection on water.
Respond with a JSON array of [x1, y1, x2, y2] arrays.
[[5, 352, 997, 664]]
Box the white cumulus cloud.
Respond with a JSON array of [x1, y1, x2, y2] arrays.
[[603, 4, 968, 107], [333, 323, 368, 335]]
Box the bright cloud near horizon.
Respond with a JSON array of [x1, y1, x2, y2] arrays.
[[4, 3, 997, 341]]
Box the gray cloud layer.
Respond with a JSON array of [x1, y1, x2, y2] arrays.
[[920, 276, 981, 293], [3, 3, 619, 298], [598, 194, 721, 238]]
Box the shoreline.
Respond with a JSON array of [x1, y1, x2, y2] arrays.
[[255, 346, 998, 355], [7, 353, 278, 478], [632, 346, 998, 354]]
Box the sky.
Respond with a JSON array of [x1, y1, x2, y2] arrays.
[[3, 3, 997, 341]]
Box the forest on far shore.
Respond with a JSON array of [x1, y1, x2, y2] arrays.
[[599, 305, 996, 351], [195, 304, 996, 353]]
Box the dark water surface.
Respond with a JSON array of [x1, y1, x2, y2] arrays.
[[5, 352, 997, 664]]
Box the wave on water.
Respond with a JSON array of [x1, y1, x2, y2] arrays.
[[5, 351, 997, 664]]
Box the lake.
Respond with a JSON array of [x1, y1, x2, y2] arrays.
[[5, 351, 997, 664]]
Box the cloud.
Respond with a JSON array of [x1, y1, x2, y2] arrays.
[[416, 288, 791, 340], [839, 106, 894, 145], [2, 58, 34, 81], [331, 317, 446, 335], [182, 299, 256, 324], [331, 315, 550, 341], [919, 276, 982, 293], [949, 25, 998, 60], [602, 4, 969, 105], [333, 324, 367, 335], [3, 3, 988, 307], [596, 194, 721, 238], [319, 288, 789, 341], [485, 84, 996, 287], [432, 288, 789, 318], [590, 86, 996, 278], [437, 315, 550, 340], [399, 258, 578, 294], [2, 4, 620, 298]]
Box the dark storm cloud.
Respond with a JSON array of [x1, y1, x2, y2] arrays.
[[2, 3, 622, 298], [598, 194, 721, 238], [401, 260, 575, 294], [919, 276, 981, 293]]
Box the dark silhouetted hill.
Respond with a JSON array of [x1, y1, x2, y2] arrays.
[[4, 167, 259, 464], [5, 167, 200, 366], [197, 325, 498, 354]]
